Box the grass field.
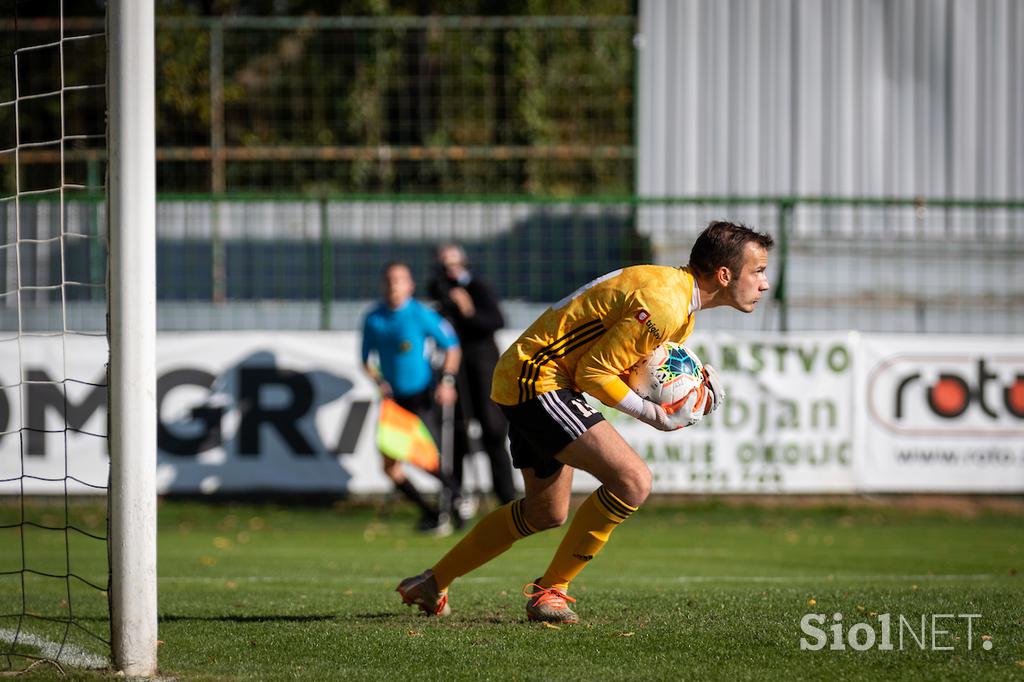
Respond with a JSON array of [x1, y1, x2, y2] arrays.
[[2, 497, 1023, 680]]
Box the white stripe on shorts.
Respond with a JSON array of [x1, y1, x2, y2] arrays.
[[539, 391, 585, 438]]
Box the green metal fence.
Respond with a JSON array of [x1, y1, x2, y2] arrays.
[[8, 13, 1020, 336], [5, 194, 1022, 335]]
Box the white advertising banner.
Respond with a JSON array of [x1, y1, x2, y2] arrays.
[[1, 332, 393, 496], [1, 330, 1020, 495], [0, 334, 110, 496], [856, 334, 1024, 492], [154, 333, 379, 495], [612, 331, 858, 493]]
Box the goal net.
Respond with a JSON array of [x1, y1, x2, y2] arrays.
[[1, 1, 156, 675]]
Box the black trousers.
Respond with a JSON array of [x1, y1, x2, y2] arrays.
[[451, 340, 516, 504], [393, 388, 457, 515]]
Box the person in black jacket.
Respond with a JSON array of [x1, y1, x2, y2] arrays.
[[428, 244, 516, 516]]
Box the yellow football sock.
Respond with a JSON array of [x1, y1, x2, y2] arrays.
[[540, 486, 638, 590], [431, 499, 536, 591]]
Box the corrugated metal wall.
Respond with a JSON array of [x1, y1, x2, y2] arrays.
[[637, 0, 1023, 199], [636, 0, 1023, 334]]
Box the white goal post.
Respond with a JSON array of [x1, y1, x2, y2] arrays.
[[107, 0, 157, 676]]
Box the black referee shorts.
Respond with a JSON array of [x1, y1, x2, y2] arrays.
[[498, 389, 605, 479]]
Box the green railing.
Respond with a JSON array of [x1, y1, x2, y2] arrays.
[[4, 193, 1023, 334]]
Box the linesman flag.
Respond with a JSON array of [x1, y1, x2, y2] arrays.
[[376, 399, 440, 473]]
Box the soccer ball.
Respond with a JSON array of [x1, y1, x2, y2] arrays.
[[625, 342, 710, 424]]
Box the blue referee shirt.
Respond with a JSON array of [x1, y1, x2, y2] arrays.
[[361, 298, 459, 397]]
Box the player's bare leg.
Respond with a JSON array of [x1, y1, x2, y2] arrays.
[[519, 464, 574, 531], [554, 421, 652, 507], [525, 422, 651, 624]]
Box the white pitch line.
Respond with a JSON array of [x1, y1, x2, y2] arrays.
[[0, 628, 108, 669]]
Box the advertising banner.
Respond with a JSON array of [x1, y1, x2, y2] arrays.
[[155, 333, 376, 494], [1, 332, 389, 495], [0, 334, 110, 496], [856, 334, 1024, 492], [610, 331, 858, 493], [1, 330, 1020, 495]]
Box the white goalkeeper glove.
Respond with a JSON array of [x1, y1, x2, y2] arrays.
[[701, 364, 726, 414], [614, 391, 681, 431], [664, 387, 708, 427]]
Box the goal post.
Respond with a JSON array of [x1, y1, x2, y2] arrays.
[[107, 0, 157, 676]]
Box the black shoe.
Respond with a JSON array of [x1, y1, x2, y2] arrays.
[[416, 513, 453, 537], [452, 495, 478, 529]]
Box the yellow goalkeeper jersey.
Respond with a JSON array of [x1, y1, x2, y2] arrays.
[[491, 265, 701, 407]]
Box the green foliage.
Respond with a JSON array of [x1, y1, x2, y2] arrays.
[[157, 23, 213, 135], [176, 13, 637, 193], [9, 3, 636, 195], [158, 1, 634, 17]]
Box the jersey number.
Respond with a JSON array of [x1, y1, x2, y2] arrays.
[[571, 398, 598, 418]]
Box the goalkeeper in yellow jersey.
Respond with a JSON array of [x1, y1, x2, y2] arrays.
[[398, 221, 773, 622]]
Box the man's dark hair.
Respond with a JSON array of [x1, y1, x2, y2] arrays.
[[688, 221, 774, 278]]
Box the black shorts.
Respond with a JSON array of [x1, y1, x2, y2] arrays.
[[498, 389, 605, 479]]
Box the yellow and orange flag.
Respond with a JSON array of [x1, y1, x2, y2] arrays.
[[376, 399, 439, 473]]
